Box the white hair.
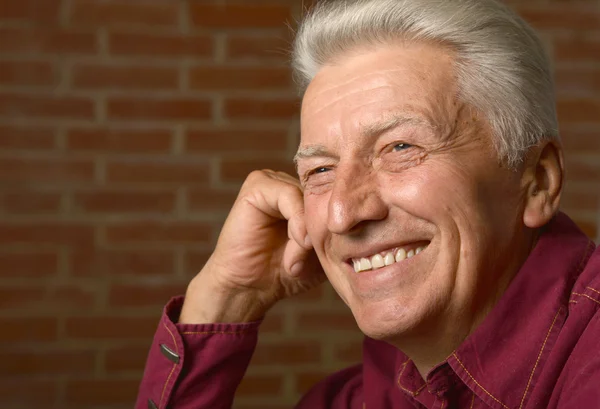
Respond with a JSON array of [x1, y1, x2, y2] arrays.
[[292, 0, 559, 167]]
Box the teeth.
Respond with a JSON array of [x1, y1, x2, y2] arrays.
[[395, 248, 407, 262], [359, 258, 372, 272], [353, 245, 427, 273], [371, 254, 384, 269]]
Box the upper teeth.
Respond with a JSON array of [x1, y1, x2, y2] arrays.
[[352, 246, 427, 273]]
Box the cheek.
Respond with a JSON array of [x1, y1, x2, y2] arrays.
[[383, 163, 476, 220]]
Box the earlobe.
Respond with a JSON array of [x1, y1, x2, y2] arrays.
[[522, 141, 564, 229]]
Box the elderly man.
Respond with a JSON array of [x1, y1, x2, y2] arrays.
[[136, 0, 600, 408]]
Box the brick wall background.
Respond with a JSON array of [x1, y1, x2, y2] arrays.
[[0, 0, 597, 408]]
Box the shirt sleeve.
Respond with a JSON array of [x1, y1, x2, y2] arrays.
[[135, 296, 364, 409], [135, 296, 261, 409]]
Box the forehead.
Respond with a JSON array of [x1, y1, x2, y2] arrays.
[[300, 42, 457, 146]]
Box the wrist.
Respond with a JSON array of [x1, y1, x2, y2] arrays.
[[179, 277, 269, 324]]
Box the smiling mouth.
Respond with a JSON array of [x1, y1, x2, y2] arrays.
[[351, 243, 429, 273]]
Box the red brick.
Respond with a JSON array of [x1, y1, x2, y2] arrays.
[[73, 189, 175, 214], [105, 221, 212, 244], [70, 0, 179, 27], [0, 27, 97, 55], [187, 188, 238, 212], [184, 249, 212, 276], [296, 311, 360, 332], [0, 190, 61, 213], [49, 285, 97, 309], [555, 38, 600, 62], [236, 374, 284, 397], [107, 97, 211, 121], [106, 159, 210, 184], [261, 313, 284, 334], [186, 127, 288, 153], [0, 317, 58, 343], [0, 60, 57, 86], [333, 339, 363, 362], [0, 157, 94, 183], [71, 249, 175, 277], [289, 285, 325, 302], [220, 158, 296, 183], [67, 127, 172, 153], [562, 129, 600, 153], [190, 66, 291, 90], [557, 99, 600, 124], [575, 220, 598, 239], [224, 98, 299, 119], [555, 68, 600, 96], [0, 125, 56, 150], [65, 316, 159, 340], [0, 93, 95, 119], [294, 371, 330, 395], [109, 283, 187, 307], [518, 6, 600, 31], [0, 251, 59, 277], [109, 32, 213, 57], [0, 0, 61, 23], [0, 223, 94, 245], [252, 341, 321, 365], [72, 63, 179, 90], [226, 34, 290, 61], [0, 286, 44, 309], [105, 344, 149, 372], [190, 4, 291, 28], [567, 161, 600, 184], [0, 349, 95, 376], [562, 190, 600, 212], [65, 379, 140, 405], [0, 380, 57, 408]]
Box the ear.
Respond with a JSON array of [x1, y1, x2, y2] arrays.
[[522, 141, 564, 229]]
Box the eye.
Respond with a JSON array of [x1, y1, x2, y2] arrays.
[[392, 143, 413, 152], [313, 167, 330, 174]]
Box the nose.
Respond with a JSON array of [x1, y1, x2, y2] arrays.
[[327, 164, 388, 235]]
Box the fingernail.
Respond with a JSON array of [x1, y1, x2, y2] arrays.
[[291, 261, 304, 276], [304, 234, 312, 247]]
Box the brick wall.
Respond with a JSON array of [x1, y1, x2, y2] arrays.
[[0, 1, 598, 408]]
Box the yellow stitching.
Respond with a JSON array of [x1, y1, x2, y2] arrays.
[[586, 286, 600, 296], [181, 330, 253, 335], [569, 300, 578, 304], [440, 399, 445, 409], [470, 392, 475, 409], [452, 353, 510, 409], [518, 307, 562, 409], [572, 292, 600, 306], [396, 359, 425, 396], [160, 322, 179, 408]]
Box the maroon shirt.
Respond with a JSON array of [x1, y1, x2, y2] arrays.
[[136, 213, 600, 409]]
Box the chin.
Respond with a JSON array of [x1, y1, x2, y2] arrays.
[[351, 298, 423, 342]]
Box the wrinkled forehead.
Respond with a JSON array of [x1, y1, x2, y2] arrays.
[[299, 43, 459, 146]]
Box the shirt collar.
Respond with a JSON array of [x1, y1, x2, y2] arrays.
[[445, 212, 595, 409]]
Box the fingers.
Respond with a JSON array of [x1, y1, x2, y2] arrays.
[[282, 238, 324, 282], [243, 170, 312, 250]]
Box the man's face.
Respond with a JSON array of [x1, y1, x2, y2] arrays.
[[297, 42, 529, 343]]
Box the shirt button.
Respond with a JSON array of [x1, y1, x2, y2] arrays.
[[159, 343, 180, 364], [148, 398, 158, 409]]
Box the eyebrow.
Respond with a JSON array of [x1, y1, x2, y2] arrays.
[[293, 113, 436, 165]]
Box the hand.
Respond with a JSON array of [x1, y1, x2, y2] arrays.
[[180, 170, 326, 324]]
